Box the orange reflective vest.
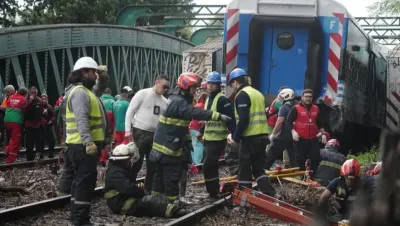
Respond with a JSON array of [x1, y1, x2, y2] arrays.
[[293, 104, 319, 139]]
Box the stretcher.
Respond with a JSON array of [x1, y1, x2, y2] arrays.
[[192, 167, 301, 185]]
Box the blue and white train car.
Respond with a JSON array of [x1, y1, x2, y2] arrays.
[[223, 0, 387, 151]]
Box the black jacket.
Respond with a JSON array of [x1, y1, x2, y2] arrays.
[[104, 161, 145, 214], [153, 87, 220, 157]]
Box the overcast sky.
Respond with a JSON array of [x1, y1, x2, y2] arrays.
[[194, 0, 378, 16]]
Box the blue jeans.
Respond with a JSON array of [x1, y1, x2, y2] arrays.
[[190, 129, 204, 165]]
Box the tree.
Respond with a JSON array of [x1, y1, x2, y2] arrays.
[[368, 0, 400, 16], [18, 0, 194, 25], [0, 0, 18, 27]]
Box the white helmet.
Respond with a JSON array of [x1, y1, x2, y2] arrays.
[[122, 86, 133, 92], [73, 57, 100, 71], [278, 88, 295, 101], [109, 142, 140, 164]]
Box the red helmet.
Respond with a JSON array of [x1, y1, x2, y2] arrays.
[[326, 139, 340, 149], [201, 81, 207, 89], [177, 72, 201, 90], [340, 159, 360, 178]]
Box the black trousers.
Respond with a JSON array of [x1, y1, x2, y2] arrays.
[[131, 127, 156, 192], [25, 126, 45, 161], [203, 140, 227, 196], [126, 194, 175, 217], [57, 147, 74, 195], [238, 136, 275, 197], [45, 124, 56, 158], [265, 138, 297, 170], [151, 151, 182, 201], [68, 144, 97, 226], [294, 138, 321, 173]]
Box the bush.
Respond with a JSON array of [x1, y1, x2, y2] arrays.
[[346, 145, 380, 168]]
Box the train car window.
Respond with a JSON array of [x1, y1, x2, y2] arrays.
[[277, 32, 294, 50]]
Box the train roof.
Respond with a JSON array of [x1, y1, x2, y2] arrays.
[[226, 0, 387, 58]]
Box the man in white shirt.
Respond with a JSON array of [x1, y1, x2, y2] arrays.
[[124, 75, 170, 192]]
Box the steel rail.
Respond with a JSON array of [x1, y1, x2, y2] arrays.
[[0, 177, 145, 224], [0, 157, 60, 170], [0, 146, 62, 158]]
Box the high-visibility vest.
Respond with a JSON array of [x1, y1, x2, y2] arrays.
[[204, 92, 228, 141], [234, 86, 268, 137], [65, 85, 104, 144], [293, 104, 319, 139]]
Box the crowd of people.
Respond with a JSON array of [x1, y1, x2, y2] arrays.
[[0, 55, 381, 225]]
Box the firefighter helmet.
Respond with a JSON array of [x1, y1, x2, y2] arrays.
[[340, 159, 360, 178], [326, 139, 340, 149], [177, 72, 201, 90], [278, 88, 295, 101], [110, 142, 140, 163]]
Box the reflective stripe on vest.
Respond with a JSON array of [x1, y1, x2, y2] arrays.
[[152, 141, 183, 157], [204, 92, 228, 141], [104, 190, 136, 215], [320, 160, 342, 169], [65, 85, 104, 144], [159, 115, 190, 127], [292, 104, 319, 139], [234, 86, 268, 136]]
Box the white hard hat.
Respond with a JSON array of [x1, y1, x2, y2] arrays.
[[73, 57, 100, 71], [278, 88, 295, 101], [122, 86, 132, 92], [109, 142, 140, 163]]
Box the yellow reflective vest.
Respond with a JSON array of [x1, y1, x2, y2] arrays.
[[204, 92, 228, 141], [65, 85, 105, 144], [234, 86, 268, 137]]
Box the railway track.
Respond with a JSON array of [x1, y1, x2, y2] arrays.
[[1, 162, 322, 226], [0, 146, 62, 158]]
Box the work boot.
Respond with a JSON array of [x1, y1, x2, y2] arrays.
[[179, 196, 193, 204], [48, 153, 54, 159], [172, 208, 190, 218]]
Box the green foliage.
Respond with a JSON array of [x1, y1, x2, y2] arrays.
[[368, 0, 400, 16], [0, 0, 18, 27], [347, 145, 380, 167], [17, 0, 194, 26]]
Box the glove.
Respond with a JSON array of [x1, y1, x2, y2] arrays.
[[85, 142, 98, 156], [269, 134, 276, 141], [60, 142, 67, 153], [321, 134, 327, 144], [291, 129, 299, 141], [219, 114, 232, 122], [227, 134, 234, 144]]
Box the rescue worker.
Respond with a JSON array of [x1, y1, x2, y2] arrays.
[[104, 143, 188, 218], [41, 94, 56, 158], [4, 88, 27, 163], [318, 159, 361, 223], [0, 85, 16, 146], [65, 56, 109, 225], [113, 86, 132, 145], [150, 72, 231, 202], [286, 89, 327, 173], [57, 63, 109, 197], [124, 75, 170, 193], [265, 88, 297, 170], [197, 71, 236, 200], [314, 139, 346, 186], [266, 86, 288, 132], [228, 68, 275, 197]]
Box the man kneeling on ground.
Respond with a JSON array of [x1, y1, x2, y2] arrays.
[[104, 143, 188, 218]]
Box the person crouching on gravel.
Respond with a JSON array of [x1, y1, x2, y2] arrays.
[[317, 159, 362, 223], [104, 143, 188, 218]]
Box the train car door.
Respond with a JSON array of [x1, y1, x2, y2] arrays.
[[259, 27, 309, 96]]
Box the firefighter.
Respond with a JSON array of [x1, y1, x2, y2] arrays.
[[265, 88, 297, 170], [314, 139, 346, 186], [286, 89, 327, 174], [227, 68, 275, 197], [197, 71, 236, 200], [104, 143, 188, 218], [65, 56, 109, 225], [4, 88, 27, 163], [318, 159, 361, 223], [149, 72, 231, 202]]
